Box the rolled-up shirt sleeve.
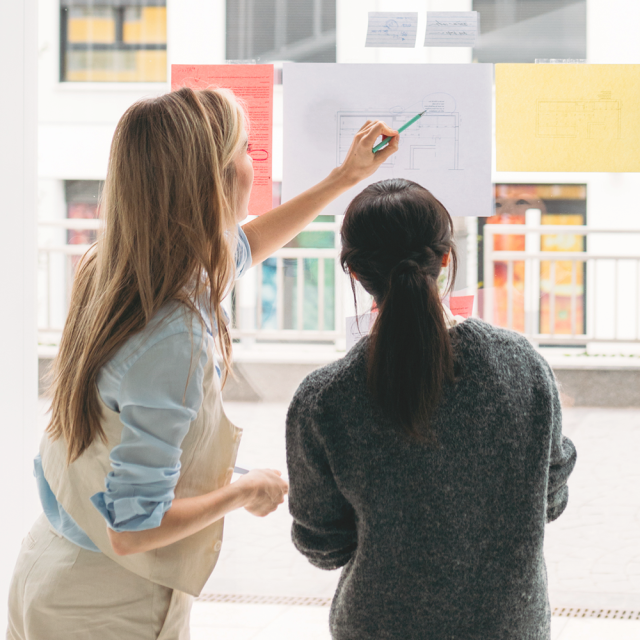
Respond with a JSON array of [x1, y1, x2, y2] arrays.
[[90, 328, 208, 531]]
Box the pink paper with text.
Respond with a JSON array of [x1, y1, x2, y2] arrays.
[[171, 64, 274, 215]]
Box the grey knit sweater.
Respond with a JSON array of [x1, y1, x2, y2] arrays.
[[286, 319, 577, 640]]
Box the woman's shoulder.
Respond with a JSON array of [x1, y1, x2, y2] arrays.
[[452, 318, 553, 383], [452, 318, 533, 350], [98, 301, 210, 394]]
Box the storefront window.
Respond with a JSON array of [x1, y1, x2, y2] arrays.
[[479, 184, 587, 336]]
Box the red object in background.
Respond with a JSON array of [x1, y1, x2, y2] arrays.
[[449, 295, 474, 318], [67, 202, 98, 270]]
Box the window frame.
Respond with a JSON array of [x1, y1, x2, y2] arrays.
[[59, 0, 168, 83]]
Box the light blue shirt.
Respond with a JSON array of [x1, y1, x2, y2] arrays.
[[35, 226, 252, 552]]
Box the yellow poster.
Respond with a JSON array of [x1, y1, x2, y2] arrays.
[[496, 64, 640, 172]]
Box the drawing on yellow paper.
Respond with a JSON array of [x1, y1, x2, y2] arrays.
[[496, 64, 640, 172], [536, 99, 621, 139]]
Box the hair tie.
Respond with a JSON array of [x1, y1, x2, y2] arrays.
[[389, 259, 423, 282]]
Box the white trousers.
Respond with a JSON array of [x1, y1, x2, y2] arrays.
[[7, 515, 193, 640]]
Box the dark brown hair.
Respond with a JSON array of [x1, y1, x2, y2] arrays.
[[340, 178, 458, 443]]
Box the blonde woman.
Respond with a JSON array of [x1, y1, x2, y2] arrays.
[[7, 88, 398, 640]]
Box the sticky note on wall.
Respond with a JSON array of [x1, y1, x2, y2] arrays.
[[424, 12, 478, 47], [496, 64, 640, 172], [365, 12, 418, 48], [449, 295, 474, 318]]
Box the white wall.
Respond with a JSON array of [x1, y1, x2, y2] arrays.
[[36, 0, 228, 334], [0, 0, 38, 631], [38, 180, 68, 332], [37, 0, 227, 184]]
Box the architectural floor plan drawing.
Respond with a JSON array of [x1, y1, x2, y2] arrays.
[[283, 63, 492, 217], [497, 64, 640, 171], [337, 94, 460, 171], [536, 100, 621, 139]]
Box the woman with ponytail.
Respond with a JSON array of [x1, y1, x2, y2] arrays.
[[286, 178, 577, 640], [7, 88, 398, 639]]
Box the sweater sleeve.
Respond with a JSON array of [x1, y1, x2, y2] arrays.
[[535, 353, 577, 523], [286, 383, 357, 570]]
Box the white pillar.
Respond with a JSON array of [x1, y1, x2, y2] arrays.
[[167, 0, 226, 66], [585, 0, 640, 349], [0, 0, 38, 630], [587, 0, 640, 64]]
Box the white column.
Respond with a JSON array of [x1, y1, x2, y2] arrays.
[[0, 0, 38, 630], [585, 0, 640, 349], [587, 0, 640, 64], [167, 0, 226, 66]]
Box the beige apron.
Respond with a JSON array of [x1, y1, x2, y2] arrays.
[[40, 343, 242, 596], [8, 343, 242, 638]]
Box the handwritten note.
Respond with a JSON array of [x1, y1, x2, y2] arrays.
[[171, 64, 274, 215], [449, 295, 474, 318], [365, 12, 418, 48], [424, 11, 478, 48]]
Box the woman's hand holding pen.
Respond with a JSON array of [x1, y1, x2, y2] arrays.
[[335, 120, 399, 188], [236, 469, 289, 517]]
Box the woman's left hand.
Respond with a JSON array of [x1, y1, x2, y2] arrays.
[[336, 120, 399, 187]]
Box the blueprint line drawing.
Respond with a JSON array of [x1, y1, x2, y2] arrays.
[[536, 100, 621, 139], [336, 93, 460, 171]]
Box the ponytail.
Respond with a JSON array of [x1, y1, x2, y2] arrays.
[[368, 257, 454, 442], [340, 178, 457, 444]]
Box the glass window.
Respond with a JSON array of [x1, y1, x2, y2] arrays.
[[473, 0, 586, 62], [60, 0, 167, 82], [226, 0, 336, 63]]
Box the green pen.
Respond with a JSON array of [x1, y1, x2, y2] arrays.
[[372, 109, 427, 153]]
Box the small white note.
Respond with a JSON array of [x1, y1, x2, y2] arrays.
[[424, 11, 478, 47], [365, 12, 419, 48], [345, 312, 377, 351]]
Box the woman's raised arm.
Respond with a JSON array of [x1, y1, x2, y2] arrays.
[[243, 120, 399, 266]]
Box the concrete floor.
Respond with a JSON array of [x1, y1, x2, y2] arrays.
[[192, 402, 640, 638], [34, 399, 640, 638]]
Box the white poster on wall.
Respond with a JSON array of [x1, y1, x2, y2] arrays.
[[282, 63, 492, 217]]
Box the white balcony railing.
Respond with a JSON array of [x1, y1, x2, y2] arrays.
[[483, 224, 640, 345], [38, 218, 346, 349], [40, 220, 640, 353]]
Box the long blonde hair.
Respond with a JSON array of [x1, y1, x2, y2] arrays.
[[47, 87, 246, 463]]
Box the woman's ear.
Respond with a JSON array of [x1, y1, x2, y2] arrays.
[[349, 268, 359, 282], [441, 251, 451, 268]]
